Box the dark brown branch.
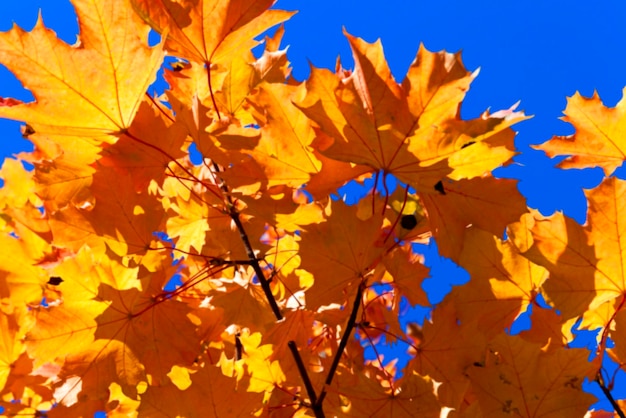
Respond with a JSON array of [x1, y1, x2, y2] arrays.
[[229, 209, 283, 320], [288, 341, 324, 418], [235, 333, 243, 361], [201, 81, 314, 407], [227, 204, 328, 412], [207, 160, 283, 320], [596, 372, 626, 418], [208, 158, 321, 416], [316, 280, 365, 407]]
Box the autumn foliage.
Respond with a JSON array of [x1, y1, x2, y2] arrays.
[[0, 0, 625, 417]]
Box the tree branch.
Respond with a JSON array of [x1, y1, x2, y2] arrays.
[[208, 160, 283, 320], [207, 144, 324, 417], [596, 372, 625, 418], [316, 279, 365, 407], [288, 341, 324, 417], [229, 209, 283, 320]]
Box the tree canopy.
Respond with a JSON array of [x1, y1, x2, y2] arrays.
[[0, 0, 625, 416]]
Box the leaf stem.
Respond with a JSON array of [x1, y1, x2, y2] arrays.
[[372, 170, 379, 216], [598, 295, 626, 359], [596, 372, 626, 418], [316, 279, 365, 407], [383, 183, 409, 243], [124, 130, 223, 200], [206, 62, 222, 120], [381, 171, 389, 216]]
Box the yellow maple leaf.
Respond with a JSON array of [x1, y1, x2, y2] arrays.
[[0, 0, 163, 139], [534, 88, 626, 176]]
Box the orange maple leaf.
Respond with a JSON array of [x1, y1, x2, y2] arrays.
[[298, 201, 391, 310], [295, 32, 528, 192], [138, 359, 263, 417], [534, 88, 626, 176], [130, 0, 293, 66], [513, 178, 626, 327], [451, 227, 548, 339], [420, 175, 528, 261], [467, 334, 596, 417]]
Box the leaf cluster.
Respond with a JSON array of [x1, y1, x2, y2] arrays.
[[0, 0, 625, 417]]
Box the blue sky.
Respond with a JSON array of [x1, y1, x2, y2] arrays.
[[1, 0, 626, 412]]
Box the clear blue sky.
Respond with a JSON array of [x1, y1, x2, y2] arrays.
[[1, 0, 626, 411]]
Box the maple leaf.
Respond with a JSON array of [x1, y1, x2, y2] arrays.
[[214, 26, 293, 123], [534, 88, 626, 176], [130, 0, 294, 66], [380, 244, 430, 307], [54, 339, 146, 405], [243, 82, 322, 189], [298, 201, 390, 310], [0, 159, 41, 209], [262, 309, 315, 363], [138, 359, 263, 417], [467, 334, 596, 417], [210, 279, 276, 331], [0, 309, 26, 392], [512, 178, 626, 329], [0, 225, 50, 305], [518, 305, 570, 351], [26, 246, 200, 401], [451, 227, 548, 339], [326, 370, 440, 417], [68, 166, 165, 256], [27, 132, 100, 212], [420, 175, 528, 261], [0, 0, 163, 140], [98, 98, 188, 191], [294, 32, 528, 192], [93, 282, 202, 387], [405, 301, 486, 409], [608, 309, 626, 373]]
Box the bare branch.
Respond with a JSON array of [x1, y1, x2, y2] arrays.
[[316, 279, 365, 407], [596, 372, 626, 418]]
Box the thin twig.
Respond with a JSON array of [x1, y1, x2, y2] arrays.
[[316, 280, 366, 407], [212, 168, 323, 414], [596, 372, 626, 418], [360, 327, 395, 391], [383, 183, 409, 243], [229, 210, 283, 320], [207, 159, 283, 319], [288, 341, 324, 418]]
